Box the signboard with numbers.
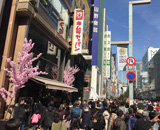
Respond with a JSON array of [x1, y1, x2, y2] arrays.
[[47, 41, 57, 55], [126, 65, 136, 71], [71, 9, 84, 55], [91, 0, 100, 65]]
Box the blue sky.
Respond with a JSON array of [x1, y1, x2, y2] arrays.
[[105, 0, 160, 82]]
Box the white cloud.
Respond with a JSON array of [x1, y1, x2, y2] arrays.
[[106, 16, 128, 29], [133, 3, 160, 32]]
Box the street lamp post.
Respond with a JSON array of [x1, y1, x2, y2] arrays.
[[129, 0, 151, 105]]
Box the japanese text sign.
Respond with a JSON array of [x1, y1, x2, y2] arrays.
[[47, 41, 57, 55], [91, 0, 100, 65], [71, 9, 84, 55]]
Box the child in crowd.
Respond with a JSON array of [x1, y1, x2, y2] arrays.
[[31, 109, 41, 130]]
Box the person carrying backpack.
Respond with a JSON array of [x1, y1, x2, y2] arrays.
[[31, 109, 41, 130]]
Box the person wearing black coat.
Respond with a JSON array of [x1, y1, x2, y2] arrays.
[[81, 104, 91, 130], [43, 106, 55, 130], [13, 98, 27, 130], [93, 103, 105, 130], [33, 100, 46, 128]]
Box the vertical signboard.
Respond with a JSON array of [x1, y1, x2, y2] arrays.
[[75, 0, 91, 51], [47, 41, 57, 55], [106, 31, 111, 78], [103, 32, 107, 78], [57, 11, 67, 39], [71, 9, 84, 55], [91, 0, 100, 65], [117, 45, 128, 71]]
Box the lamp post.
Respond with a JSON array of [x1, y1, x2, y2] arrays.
[[129, 0, 151, 105]]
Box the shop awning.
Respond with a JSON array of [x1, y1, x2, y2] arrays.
[[31, 76, 78, 92]]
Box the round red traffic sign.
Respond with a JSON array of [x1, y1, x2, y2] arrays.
[[126, 57, 136, 66], [126, 71, 136, 81]]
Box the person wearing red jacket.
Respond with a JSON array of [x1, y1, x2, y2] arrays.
[[155, 103, 160, 111]]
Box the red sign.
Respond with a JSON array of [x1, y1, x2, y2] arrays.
[[71, 10, 84, 55], [106, 91, 108, 93], [57, 12, 66, 39], [126, 71, 136, 81], [76, 10, 84, 20], [126, 57, 136, 66]]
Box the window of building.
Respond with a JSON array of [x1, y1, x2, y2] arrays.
[[28, 24, 62, 81]]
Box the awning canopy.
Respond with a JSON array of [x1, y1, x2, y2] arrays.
[[31, 76, 78, 92]]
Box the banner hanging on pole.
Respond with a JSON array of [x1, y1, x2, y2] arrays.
[[117, 45, 128, 71]]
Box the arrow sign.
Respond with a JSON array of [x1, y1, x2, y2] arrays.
[[126, 71, 136, 81]]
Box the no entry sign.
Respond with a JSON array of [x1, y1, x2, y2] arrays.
[[126, 71, 136, 81], [126, 57, 136, 66]]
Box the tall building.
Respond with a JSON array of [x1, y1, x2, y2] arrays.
[[139, 47, 159, 100], [90, 0, 106, 98], [0, 0, 91, 119], [134, 61, 142, 98], [142, 47, 159, 71], [153, 49, 160, 100]]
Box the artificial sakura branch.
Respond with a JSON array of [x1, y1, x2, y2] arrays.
[[63, 65, 80, 86], [0, 38, 47, 105]]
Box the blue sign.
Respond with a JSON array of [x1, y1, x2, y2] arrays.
[[91, 0, 100, 65], [126, 71, 136, 81]]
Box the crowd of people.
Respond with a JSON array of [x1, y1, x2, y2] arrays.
[[4, 98, 160, 130]]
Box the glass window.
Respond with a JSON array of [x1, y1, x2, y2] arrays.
[[28, 24, 62, 81]]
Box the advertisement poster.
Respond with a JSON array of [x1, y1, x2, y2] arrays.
[[117, 45, 128, 71]]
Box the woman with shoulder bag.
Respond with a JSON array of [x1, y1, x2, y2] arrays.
[[51, 110, 67, 130]]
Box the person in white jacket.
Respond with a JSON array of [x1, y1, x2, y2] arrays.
[[103, 105, 110, 130]]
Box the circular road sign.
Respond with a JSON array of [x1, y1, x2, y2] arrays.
[[126, 57, 136, 66], [126, 71, 136, 81]]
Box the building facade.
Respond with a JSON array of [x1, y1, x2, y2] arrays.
[[0, 0, 91, 119]]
